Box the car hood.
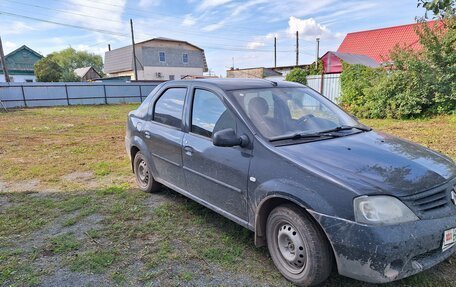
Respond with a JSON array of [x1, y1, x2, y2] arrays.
[[276, 131, 456, 196]]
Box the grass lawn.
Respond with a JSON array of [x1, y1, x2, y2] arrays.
[[0, 105, 455, 286]]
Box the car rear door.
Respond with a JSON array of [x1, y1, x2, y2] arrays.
[[142, 86, 188, 190], [182, 87, 252, 221]]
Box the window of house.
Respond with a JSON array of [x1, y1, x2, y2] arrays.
[[191, 89, 236, 138], [159, 52, 166, 62], [169, 75, 175, 80], [182, 53, 188, 64], [153, 88, 186, 128]]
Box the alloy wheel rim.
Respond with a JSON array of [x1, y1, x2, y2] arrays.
[[277, 223, 307, 273]]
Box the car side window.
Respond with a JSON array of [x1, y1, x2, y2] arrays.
[[153, 88, 187, 128], [191, 89, 236, 138]]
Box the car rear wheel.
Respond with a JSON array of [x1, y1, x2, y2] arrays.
[[133, 152, 161, 193], [266, 204, 333, 286]]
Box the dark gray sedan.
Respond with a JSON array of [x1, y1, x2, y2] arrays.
[[125, 79, 456, 286]]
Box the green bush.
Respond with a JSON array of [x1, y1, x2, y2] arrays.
[[285, 68, 308, 85], [340, 17, 456, 119]]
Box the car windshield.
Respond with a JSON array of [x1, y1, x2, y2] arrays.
[[230, 87, 364, 140]]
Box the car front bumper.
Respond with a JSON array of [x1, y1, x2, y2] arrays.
[[310, 211, 456, 283]]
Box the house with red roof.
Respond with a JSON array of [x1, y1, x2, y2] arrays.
[[337, 20, 439, 63]]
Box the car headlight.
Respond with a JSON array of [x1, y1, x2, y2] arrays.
[[354, 195, 419, 225]]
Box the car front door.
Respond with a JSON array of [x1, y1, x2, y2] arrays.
[[182, 87, 252, 221], [142, 87, 187, 190]]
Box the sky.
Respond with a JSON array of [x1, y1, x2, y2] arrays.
[[0, 0, 425, 77]]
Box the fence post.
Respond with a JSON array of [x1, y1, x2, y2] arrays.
[[103, 84, 107, 104], [320, 73, 325, 95], [139, 85, 143, 102], [64, 84, 70, 105], [21, 84, 27, 108]]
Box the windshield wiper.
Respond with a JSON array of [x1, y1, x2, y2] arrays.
[[270, 131, 342, 142], [318, 125, 372, 133], [269, 125, 372, 142]]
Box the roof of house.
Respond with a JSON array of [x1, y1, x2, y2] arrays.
[[104, 37, 208, 74], [337, 20, 440, 62], [271, 64, 310, 70], [136, 37, 204, 51], [323, 51, 380, 67], [74, 66, 100, 78], [0, 45, 43, 73], [6, 45, 43, 59]]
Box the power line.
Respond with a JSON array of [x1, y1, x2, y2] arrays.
[[50, 0, 271, 35], [0, 10, 300, 54], [0, 10, 128, 36], [4, 0, 123, 24], [3, 0, 267, 44]]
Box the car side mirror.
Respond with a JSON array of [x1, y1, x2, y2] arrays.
[[212, 128, 249, 148]]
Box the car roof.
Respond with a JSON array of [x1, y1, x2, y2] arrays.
[[166, 78, 304, 91]]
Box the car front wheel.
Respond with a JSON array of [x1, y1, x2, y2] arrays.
[[266, 204, 333, 286], [133, 152, 161, 193]]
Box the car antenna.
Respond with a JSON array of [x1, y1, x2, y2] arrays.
[[263, 79, 278, 86]]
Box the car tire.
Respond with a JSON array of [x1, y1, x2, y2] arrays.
[[266, 204, 333, 287], [133, 152, 161, 193]]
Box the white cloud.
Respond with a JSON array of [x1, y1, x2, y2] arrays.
[[287, 16, 340, 40], [3, 21, 36, 35], [202, 20, 227, 32], [4, 41, 18, 54], [246, 41, 265, 49], [56, 0, 128, 36], [138, 0, 161, 8], [196, 0, 233, 12], [182, 14, 197, 26], [265, 33, 279, 40]]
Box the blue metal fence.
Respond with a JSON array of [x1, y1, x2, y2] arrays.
[[0, 82, 163, 108]]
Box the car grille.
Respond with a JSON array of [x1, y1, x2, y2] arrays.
[[400, 179, 456, 219]]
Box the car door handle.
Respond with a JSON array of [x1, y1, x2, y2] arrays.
[[144, 131, 151, 139], [184, 145, 193, 156]]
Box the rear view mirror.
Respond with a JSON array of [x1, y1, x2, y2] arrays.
[[212, 128, 249, 148]]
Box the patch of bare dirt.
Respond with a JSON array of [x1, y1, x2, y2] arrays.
[[61, 171, 99, 190], [0, 194, 12, 211], [38, 269, 110, 287], [62, 171, 94, 182], [4, 179, 42, 192], [0, 180, 8, 192], [63, 214, 105, 240]]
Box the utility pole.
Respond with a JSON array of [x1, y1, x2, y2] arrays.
[[295, 31, 299, 66], [274, 37, 277, 68], [0, 36, 11, 83], [130, 19, 138, 81], [315, 38, 320, 69], [108, 44, 111, 51]]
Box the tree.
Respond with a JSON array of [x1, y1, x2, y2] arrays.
[[35, 47, 103, 82], [418, 0, 455, 18], [34, 55, 63, 82], [285, 68, 308, 85]]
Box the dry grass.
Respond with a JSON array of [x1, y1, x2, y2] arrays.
[[363, 115, 456, 160], [0, 105, 137, 192]]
